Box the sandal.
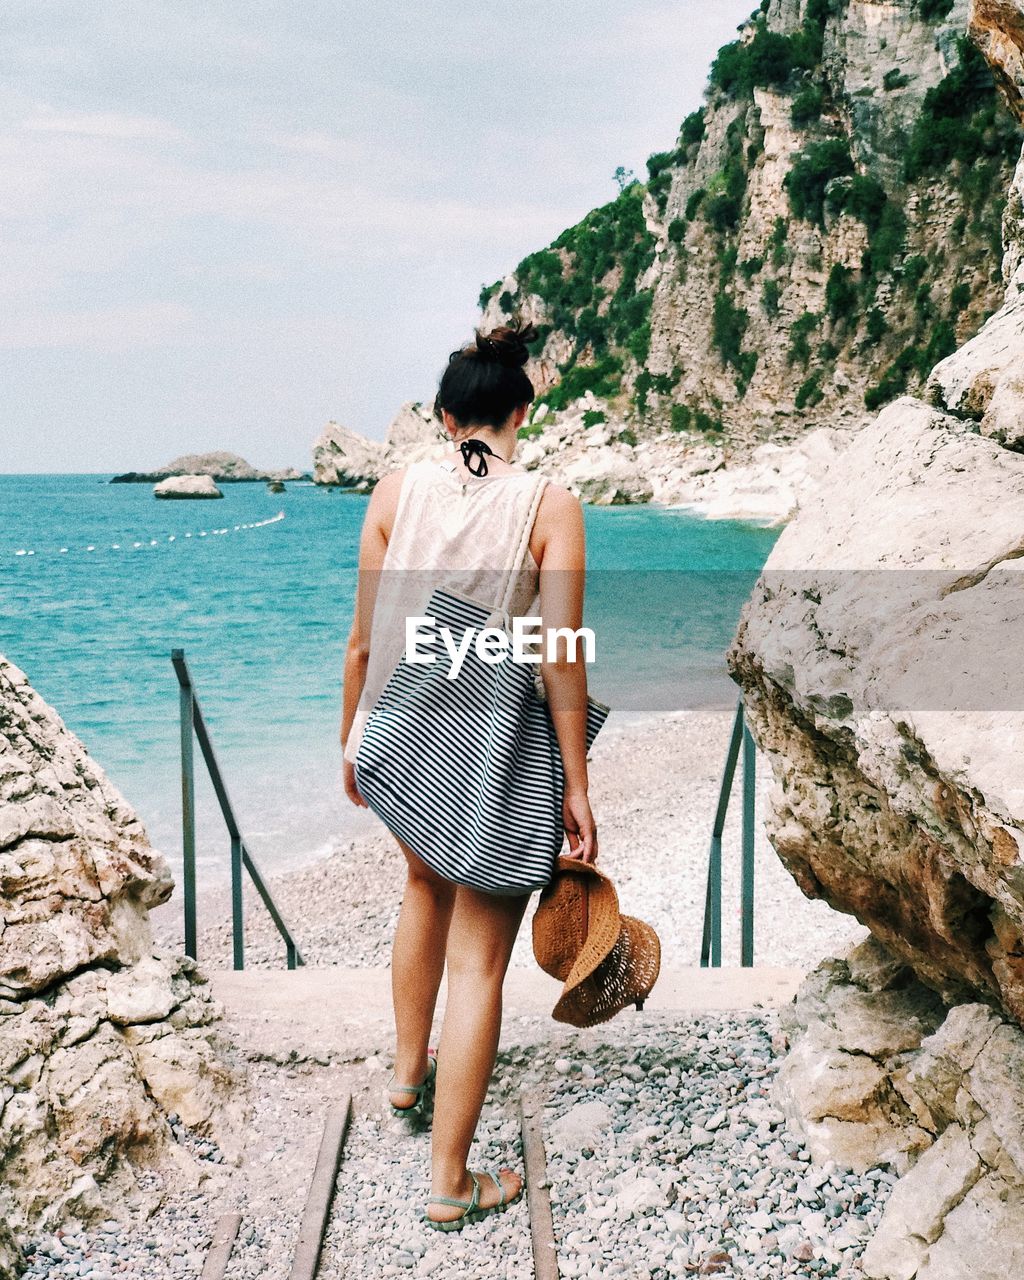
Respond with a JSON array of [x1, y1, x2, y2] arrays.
[[423, 1169, 523, 1232], [387, 1049, 437, 1124]]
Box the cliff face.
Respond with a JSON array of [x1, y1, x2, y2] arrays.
[[729, 2, 1024, 1271], [484, 0, 1021, 445]]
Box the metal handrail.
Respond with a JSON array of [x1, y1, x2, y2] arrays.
[[171, 649, 304, 970], [699, 695, 756, 968]]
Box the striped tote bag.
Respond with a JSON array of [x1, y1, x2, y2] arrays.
[[354, 474, 610, 896]]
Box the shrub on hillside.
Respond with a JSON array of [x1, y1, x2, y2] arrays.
[[786, 140, 855, 225], [712, 294, 749, 368], [545, 356, 624, 411], [919, 0, 954, 21], [681, 109, 706, 146], [788, 311, 820, 365], [685, 188, 706, 221], [479, 281, 501, 310], [791, 85, 824, 127], [825, 264, 858, 322], [904, 38, 1021, 180]]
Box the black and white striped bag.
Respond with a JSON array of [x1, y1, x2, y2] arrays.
[[354, 473, 610, 896]]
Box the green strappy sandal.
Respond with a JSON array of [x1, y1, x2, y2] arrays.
[[387, 1049, 437, 1125], [423, 1169, 523, 1232]]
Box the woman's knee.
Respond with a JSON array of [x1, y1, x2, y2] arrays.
[[445, 891, 528, 980]]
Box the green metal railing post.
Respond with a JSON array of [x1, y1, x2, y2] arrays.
[[700, 696, 758, 968], [176, 651, 197, 960], [171, 649, 304, 970], [700, 698, 745, 968], [740, 720, 756, 967], [230, 835, 244, 970]]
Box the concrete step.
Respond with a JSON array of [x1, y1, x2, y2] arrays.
[[209, 966, 804, 1061]]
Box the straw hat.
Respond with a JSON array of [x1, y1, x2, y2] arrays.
[[532, 854, 661, 1028]]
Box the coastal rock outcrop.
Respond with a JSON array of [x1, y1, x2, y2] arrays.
[[732, 3, 1024, 1273], [314, 394, 844, 517], [324, 0, 1020, 513], [0, 657, 242, 1271], [153, 474, 224, 500], [312, 403, 448, 489], [112, 451, 302, 484], [776, 938, 1024, 1279], [312, 421, 388, 487]]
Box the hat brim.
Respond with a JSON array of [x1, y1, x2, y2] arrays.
[[552, 912, 662, 1029]]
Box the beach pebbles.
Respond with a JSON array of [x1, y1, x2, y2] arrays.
[[16, 1011, 894, 1279]]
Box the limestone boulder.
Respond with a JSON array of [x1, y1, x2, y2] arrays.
[[153, 474, 223, 500], [382, 401, 445, 464], [730, 395, 1024, 1017], [0, 657, 243, 1267], [311, 421, 386, 487], [778, 946, 1024, 1278]]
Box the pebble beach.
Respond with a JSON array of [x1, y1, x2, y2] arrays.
[[17, 1010, 892, 1279], [12, 705, 881, 1279]]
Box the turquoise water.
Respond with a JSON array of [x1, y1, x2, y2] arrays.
[[0, 475, 778, 878]]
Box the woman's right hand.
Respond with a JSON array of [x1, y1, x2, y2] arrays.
[[343, 759, 368, 808], [563, 788, 597, 864]]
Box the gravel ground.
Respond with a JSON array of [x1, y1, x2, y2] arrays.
[[16, 1010, 892, 1279], [43, 707, 877, 1278], [153, 707, 867, 972]]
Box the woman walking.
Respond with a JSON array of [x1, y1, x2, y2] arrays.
[[339, 321, 599, 1229]]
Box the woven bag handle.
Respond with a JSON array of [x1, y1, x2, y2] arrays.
[[496, 470, 548, 622]]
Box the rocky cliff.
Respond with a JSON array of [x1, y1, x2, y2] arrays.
[[0, 658, 242, 1275], [315, 0, 1022, 516], [487, 0, 1021, 443], [729, 0, 1024, 1272]]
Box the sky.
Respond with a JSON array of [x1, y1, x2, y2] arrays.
[[1, 1, 754, 472]]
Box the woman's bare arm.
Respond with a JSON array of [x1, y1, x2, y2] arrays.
[[534, 484, 598, 863], [340, 470, 404, 805]]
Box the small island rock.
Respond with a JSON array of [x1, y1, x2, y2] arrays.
[[153, 474, 224, 500], [112, 451, 303, 484]]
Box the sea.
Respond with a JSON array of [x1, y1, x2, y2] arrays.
[[0, 474, 779, 883]]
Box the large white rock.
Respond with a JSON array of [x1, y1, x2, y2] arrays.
[[153, 474, 223, 500], [311, 421, 387, 487], [0, 657, 242, 1267], [861, 1125, 982, 1279]]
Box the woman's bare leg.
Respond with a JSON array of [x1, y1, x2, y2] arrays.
[[389, 838, 456, 1108], [428, 886, 529, 1221]]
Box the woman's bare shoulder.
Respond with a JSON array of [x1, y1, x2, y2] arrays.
[[536, 478, 582, 521], [367, 466, 407, 509]]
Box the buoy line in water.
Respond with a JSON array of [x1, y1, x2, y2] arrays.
[[7, 510, 286, 559]]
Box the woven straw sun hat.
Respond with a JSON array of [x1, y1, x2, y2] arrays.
[[532, 854, 661, 1028]]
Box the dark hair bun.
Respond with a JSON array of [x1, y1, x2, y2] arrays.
[[473, 321, 538, 369]]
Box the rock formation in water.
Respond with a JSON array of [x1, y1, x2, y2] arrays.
[[111, 451, 303, 484], [315, 0, 1022, 514], [153, 474, 224, 500], [312, 404, 441, 489], [0, 658, 242, 1275], [730, 1, 1024, 1272]]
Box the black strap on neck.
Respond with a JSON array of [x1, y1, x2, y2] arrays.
[[459, 437, 495, 477]]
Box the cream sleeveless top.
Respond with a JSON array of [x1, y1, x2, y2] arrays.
[[344, 458, 544, 765]]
